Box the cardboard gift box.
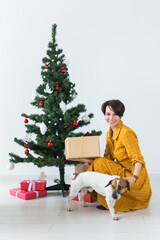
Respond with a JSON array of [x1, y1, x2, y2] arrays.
[[65, 136, 100, 162], [10, 188, 47, 200], [20, 180, 46, 191], [69, 187, 96, 202], [75, 163, 90, 174]]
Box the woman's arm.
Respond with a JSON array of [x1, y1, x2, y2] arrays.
[[122, 129, 145, 185], [124, 162, 142, 185], [133, 162, 142, 177]]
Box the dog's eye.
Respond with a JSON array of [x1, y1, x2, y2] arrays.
[[112, 185, 115, 189], [118, 186, 123, 190]]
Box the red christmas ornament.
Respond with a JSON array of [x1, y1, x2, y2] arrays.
[[24, 114, 28, 123], [48, 141, 53, 147], [24, 144, 29, 147], [24, 144, 29, 154], [39, 97, 44, 107], [39, 102, 44, 107], [25, 149, 29, 154], [72, 118, 78, 126], [55, 82, 61, 91], [24, 119, 28, 123], [45, 62, 47, 66], [61, 69, 66, 73], [73, 121, 78, 126]]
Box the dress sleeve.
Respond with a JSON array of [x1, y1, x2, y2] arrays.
[[122, 129, 145, 167]]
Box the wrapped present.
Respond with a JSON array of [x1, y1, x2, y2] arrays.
[[10, 188, 47, 200], [20, 180, 46, 191], [69, 187, 97, 202], [65, 136, 100, 162]]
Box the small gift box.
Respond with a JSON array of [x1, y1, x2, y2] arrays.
[[10, 188, 47, 200], [69, 187, 97, 202], [20, 180, 46, 191]]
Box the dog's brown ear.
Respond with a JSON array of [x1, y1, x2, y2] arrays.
[[105, 180, 112, 188], [126, 181, 130, 191]]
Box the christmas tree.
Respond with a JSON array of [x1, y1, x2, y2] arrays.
[[9, 24, 102, 196]]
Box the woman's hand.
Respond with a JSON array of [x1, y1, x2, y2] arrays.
[[124, 163, 141, 186], [123, 176, 136, 186]]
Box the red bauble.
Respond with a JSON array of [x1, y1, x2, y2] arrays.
[[39, 102, 44, 107], [73, 121, 78, 126], [48, 141, 53, 147], [24, 119, 28, 123], [25, 149, 29, 154], [55, 86, 59, 90], [61, 69, 66, 73], [45, 62, 47, 66]]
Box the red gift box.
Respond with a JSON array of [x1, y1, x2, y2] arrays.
[[10, 188, 47, 200], [69, 187, 96, 202], [20, 180, 46, 191]]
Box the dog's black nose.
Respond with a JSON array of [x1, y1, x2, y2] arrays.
[[112, 194, 118, 199]]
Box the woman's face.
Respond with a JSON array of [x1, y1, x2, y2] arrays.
[[105, 106, 121, 130]]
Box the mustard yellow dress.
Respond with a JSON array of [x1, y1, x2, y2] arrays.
[[88, 121, 152, 212]]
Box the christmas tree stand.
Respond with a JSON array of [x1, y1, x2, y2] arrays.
[[45, 165, 70, 197], [46, 182, 70, 197]]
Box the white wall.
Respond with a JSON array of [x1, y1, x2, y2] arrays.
[[0, 0, 160, 179]]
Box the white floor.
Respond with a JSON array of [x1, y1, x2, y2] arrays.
[[0, 175, 159, 240]]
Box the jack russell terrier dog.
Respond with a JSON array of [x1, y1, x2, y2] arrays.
[[67, 172, 130, 220]]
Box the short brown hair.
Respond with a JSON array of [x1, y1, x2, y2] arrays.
[[101, 99, 125, 117]]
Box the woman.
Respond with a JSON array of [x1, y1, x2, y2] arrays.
[[75, 99, 152, 212]]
